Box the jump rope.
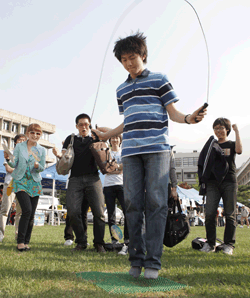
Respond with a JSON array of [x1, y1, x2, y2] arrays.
[[90, 0, 210, 125]]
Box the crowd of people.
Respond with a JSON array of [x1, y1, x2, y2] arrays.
[[0, 31, 247, 280]]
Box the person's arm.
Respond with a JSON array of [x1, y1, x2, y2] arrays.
[[232, 124, 242, 154], [6, 145, 19, 168], [91, 122, 124, 141], [166, 103, 207, 124], [4, 163, 14, 174]]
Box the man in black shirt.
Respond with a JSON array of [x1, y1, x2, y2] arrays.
[[53, 113, 106, 252]]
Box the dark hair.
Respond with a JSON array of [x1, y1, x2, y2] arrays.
[[14, 134, 27, 145], [109, 135, 122, 146], [113, 32, 148, 63], [75, 113, 91, 125], [26, 123, 42, 134], [213, 118, 231, 136]]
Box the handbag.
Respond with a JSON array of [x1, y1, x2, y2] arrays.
[[163, 196, 190, 247], [89, 134, 119, 174], [56, 134, 75, 175], [192, 237, 224, 251]]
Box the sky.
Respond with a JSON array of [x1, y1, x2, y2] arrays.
[[1, 0, 250, 168]]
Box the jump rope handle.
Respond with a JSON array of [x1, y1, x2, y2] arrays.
[[195, 103, 208, 123]]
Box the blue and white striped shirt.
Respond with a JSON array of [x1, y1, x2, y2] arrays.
[[117, 69, 179, 158]]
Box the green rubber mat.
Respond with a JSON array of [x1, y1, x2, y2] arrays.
[[76, 271, 187, 294]]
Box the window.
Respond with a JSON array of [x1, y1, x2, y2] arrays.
[[21, 126, 27, 134], [11, 138, 15, 148], [183, 157, 198, 167], [42, 132, 49, 141], [175, 158, 182, 167], [12, 123, 18, 133], [184, 172, 196, 179], [176, 173, 182, 180], [3, 121, 10, 131]]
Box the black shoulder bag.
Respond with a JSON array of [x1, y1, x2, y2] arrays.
[[163, 196, 190, 247]]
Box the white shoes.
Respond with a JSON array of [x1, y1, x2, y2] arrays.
[[0, 231, 4, 242], [200, 242, 215, 253], [129, 266, 142, 278], [221, 244, 234, 255], [64, 240, 73, 246], [144, 268, 159, 279], [239, 225, 244, 228], [118, 244, 128, 255]]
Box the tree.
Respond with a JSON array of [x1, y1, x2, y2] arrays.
[[237, 185, 250, 207], [191, 174, 200, 191], [178, 182, 191, 189]]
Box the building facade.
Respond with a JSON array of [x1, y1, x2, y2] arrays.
[[0, 109, 55, 167], [236, 158, 250, 185], [173, 150, 199, 186]]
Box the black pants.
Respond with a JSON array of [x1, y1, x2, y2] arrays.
[[64, 201, 89, 242], [66, 174, 105, 246], [205, 181, 237, 247], [103, 185, 129, 241], [16, 191, 39, 244]]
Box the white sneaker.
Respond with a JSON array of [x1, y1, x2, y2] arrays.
[[0, 231, 4, 242], [64, 240, 73, 246], [200, 242, 215, 253], [239, 225, 244, 228], [144, 268, 159, 279], [118, 244, 128, 255], [222, 244, 234, 255]]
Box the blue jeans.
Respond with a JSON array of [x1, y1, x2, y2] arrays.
[[205, 181, 237, 247], [123, 151, 170, 270], [66, 174, 105, 246]]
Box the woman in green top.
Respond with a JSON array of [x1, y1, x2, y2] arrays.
[[5, 123, 46, 251]]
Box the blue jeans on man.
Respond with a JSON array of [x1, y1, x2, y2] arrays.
[[66, 173, 105, 247], [123, 151, 170, 270]]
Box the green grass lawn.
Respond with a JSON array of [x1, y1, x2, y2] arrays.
[[0, 224, 250, 298]]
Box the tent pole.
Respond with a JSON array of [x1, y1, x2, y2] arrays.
[[51, 179, 55, 226]]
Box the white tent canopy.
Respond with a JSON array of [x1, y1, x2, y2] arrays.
[[176, 186, 245, 208]]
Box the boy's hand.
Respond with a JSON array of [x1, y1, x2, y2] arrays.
[[34, 162, 39, 169], [188, 104, 207, 124]]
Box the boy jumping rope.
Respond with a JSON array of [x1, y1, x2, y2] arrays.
[[92, 32, 207, 279]]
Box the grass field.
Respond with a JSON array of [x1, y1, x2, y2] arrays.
[[0, 224, 250, 298]]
